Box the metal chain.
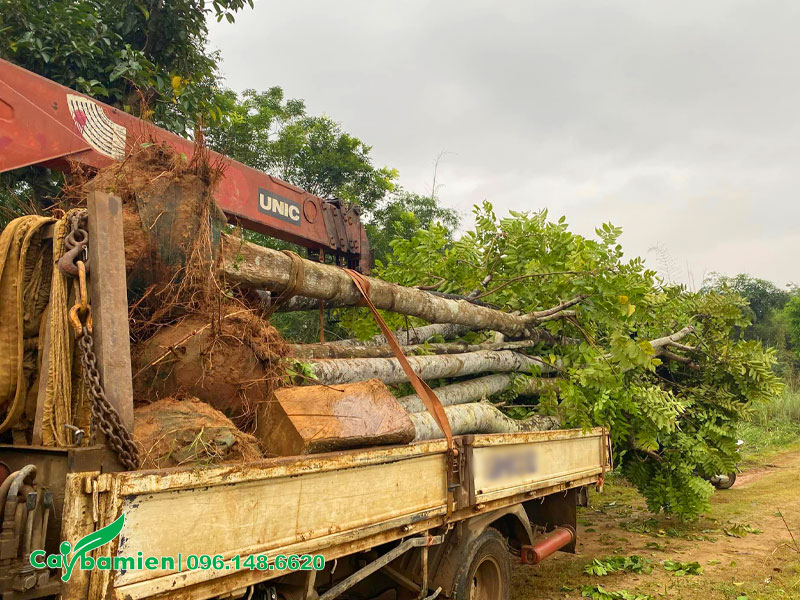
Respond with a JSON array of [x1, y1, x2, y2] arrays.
[[60, 214, 140, 470], [76, 333, 140, 470]]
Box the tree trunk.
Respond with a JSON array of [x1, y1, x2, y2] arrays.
[[397, 374, 558, 413], [221, 235, 543, 338], [308, 350, 554, 386], [409, 403, 561, 441], [291, 340, 544, 359], [330, 323, 473, 347]]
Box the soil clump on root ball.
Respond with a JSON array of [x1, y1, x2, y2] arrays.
[[132, 310, 290, 431], [134, 397, 263, 469]]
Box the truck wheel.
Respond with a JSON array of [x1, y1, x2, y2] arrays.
[[453, 528, 510, 600], [713, 471, 737, 490]]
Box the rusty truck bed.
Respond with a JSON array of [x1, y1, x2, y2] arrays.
[[61, 427, 610, 600]]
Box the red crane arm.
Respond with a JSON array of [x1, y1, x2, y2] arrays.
[[0, 59, 371, 271]]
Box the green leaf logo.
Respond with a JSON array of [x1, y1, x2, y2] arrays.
[[61, 514, 125, 582]]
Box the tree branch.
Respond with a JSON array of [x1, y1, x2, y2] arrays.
[[473, 272, 592, 301], [648, 326, 696, 350], [524, 295, 589, 322]]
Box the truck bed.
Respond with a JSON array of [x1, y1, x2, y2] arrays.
[[62, 427, 610, 600]]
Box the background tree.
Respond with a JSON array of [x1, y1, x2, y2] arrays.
[[0, 0, 253, 133], [206, 88, 398, 215], [703, 273, 796, 376], [367, 190, 460, 264], [0, 0, 254, 219]]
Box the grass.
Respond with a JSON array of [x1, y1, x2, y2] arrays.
[[739, 389, 800, 461], [751, 388, 800, 423]]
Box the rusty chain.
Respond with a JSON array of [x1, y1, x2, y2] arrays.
[[60, 213, 140, 471]]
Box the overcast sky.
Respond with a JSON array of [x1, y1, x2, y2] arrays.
[[209, 1, 798, 288]]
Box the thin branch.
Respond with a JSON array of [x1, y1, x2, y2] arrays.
[[473, 272, 591, 300], [648, 326, 696, 350], [536, 310, 577, 322], [778, 510, 800, 553], [467, 273, 494, 299], [657, 349, 700, 370], [524, 295, 589, 322], [415, 276, 446, 291], [666, 341, 696, 352]]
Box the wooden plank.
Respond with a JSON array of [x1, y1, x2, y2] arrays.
[[86, 191, 134, 430]]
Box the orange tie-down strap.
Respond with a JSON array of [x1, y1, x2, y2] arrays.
[[342, 269, 454, 451]]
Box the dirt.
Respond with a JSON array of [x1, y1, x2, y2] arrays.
[[512, 446, 800, 599], [133, 396, 263, 470], [95, 142, 292, 435], [132, 311, 290, 431]]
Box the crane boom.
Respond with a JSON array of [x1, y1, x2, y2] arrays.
[[0, 59, 371, 271]]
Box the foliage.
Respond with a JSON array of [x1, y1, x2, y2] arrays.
[[206, 89, 397, 214], [703, 273, 797, 374], [0, 0, 252, 217], [367, 190, 460, 263], [344, 202, 784, 517], [584, 556, 652, 576], [723, 523, 761, 538], [662, 560, 703, 576], [783, 294, 800, 361], [703, 274, 790, 325], [0, 0, 253, 134], [581, 585, 652, 600]]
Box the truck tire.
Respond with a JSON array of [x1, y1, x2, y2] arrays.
[[452, 528, 511, 600], [713, 471, 737, 490]]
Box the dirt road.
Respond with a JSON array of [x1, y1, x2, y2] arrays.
[[512, 445, 800, 599]]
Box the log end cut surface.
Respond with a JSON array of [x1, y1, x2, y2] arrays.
[[256, 379, 415, 456]]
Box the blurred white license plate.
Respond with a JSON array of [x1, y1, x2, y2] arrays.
[[474, 444, 539, 490]]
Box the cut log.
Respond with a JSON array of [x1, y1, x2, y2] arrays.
[[291, 340, 543, 359], [221, 236, 550, 338], [273, 292, 498, 311], [308, 350, 554, 386], [255, 379, 414, 456], [409, 403, 561, 441], [331, 323, 473, 347], [397, 374, 559, 413]]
